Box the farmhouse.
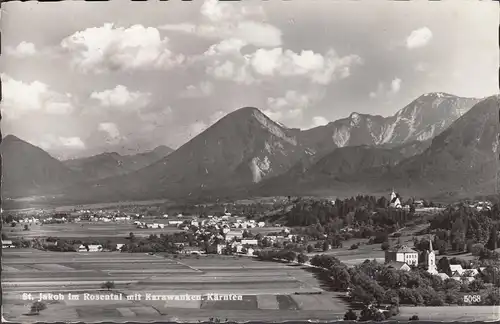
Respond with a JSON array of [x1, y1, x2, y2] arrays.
[[78, 245, 103, 252], [2, 240, 14, 249], [241, 239, 258, 246], [225, 230, 243, 241]]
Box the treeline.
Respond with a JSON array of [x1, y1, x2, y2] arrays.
[[308, 255, 499, 306], [285, 196, 414, 228], [428, 205, 500, 254]]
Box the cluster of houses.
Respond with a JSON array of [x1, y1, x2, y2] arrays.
[[384, 237, 484, 282], [468, 201, 493, 211]]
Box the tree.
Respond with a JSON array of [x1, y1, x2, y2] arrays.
[[30, 301, 47, 315], [322, 240, 329, 252], [437, 257, 451, 275], [344, 309, 357, 321], [409, 315, 420, 321], [471, 243, 485, 256], [101, 281, 115, 291], [11, 222, 16, 227], [486, 226, 498, 250], [307, 245, 314, 253], [5, 214, 14, 223], [359, 306, 385, 322], [381, 242, 390, 251], [24, 224, 29, 231], [297, 253, 309, 264], [128, 232, 136, 241]]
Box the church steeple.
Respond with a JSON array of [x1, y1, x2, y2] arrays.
[[426, 234, 437, 274]]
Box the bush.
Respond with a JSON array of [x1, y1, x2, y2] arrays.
[[344, 309, 357, 321], [471, 243, 485, 256], [30, 301, 47, 314], [409, 315, 420, 321], [350, 243, 359, 250], [101, 281, 115, 291], [297, 253, 309, 264], [381, 242, 390, 251]]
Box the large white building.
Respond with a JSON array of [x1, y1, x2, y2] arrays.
[[385, 245, 419, 266]]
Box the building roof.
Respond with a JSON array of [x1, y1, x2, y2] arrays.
[[437, 273, 449, 280], [449, 264, 463, 272], [390, 245, 417, 253], [2, 240, 13, 245], [386, 261, 409, 270]]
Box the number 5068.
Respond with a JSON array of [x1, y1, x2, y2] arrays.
[[463, 295, 481, 303]]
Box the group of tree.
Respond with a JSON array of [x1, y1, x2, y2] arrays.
[[304, 254, 499, 307], [427, 205, 500, 254]]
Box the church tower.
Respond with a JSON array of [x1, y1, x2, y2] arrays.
[[390, 189, 397, 202], [425, 235, 438, 274]]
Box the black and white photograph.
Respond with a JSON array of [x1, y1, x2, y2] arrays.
[[1, 0, 499, 322]]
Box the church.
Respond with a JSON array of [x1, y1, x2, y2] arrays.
[[389, 189, 402, 208], [384, 235, 437, 274]]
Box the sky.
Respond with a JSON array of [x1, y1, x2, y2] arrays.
[[1, 0, 498, 159]]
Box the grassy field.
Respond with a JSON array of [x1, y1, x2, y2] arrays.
[[2, 249, 349, 322], [5, 222, 183, 240]]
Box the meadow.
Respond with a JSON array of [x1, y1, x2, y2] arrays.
[[2, 249, 349, 322]]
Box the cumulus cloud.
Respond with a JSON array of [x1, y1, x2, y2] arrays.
[[311, 116, 329, 128], [406, 27, 433, 49], [250, 48, 361, 84], [369, 77, 402, 99], [60, 23, 185, 73], [5, 41, 37, 57], [180, 81, 215, 98], [263, 90, 324, 127], [159, 0, 282, 48], [203, 45, 362, 85], [98, 122, 122, 143], [90, 85, 151, 108], [38, 135, 86, 151], [1, 74, 75, 120]]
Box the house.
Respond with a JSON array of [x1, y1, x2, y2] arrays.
[[389, 190, 402, 208], [181, 246, 204, 255], [78, 244, 103, 252], [226, 230, 243, 241], [2, 240, 14, 249], [241, 239, 258, 246], [116, 244, 124, 251], [247, 247, 255, 256], [386, 261, 411, 271], [168, 220, 183, 226], [257, 222, 265, 228], [385, 245, 419, 266], [217, 244, 226, 254]]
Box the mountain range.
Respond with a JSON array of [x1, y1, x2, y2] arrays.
[[1, 92, 496, 204], [0, 137, 172, 198], [62, 146, 173, 181]]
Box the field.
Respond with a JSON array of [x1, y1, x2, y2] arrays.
[[2, 249, 349, 322], [6, 222, 183, 240]]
